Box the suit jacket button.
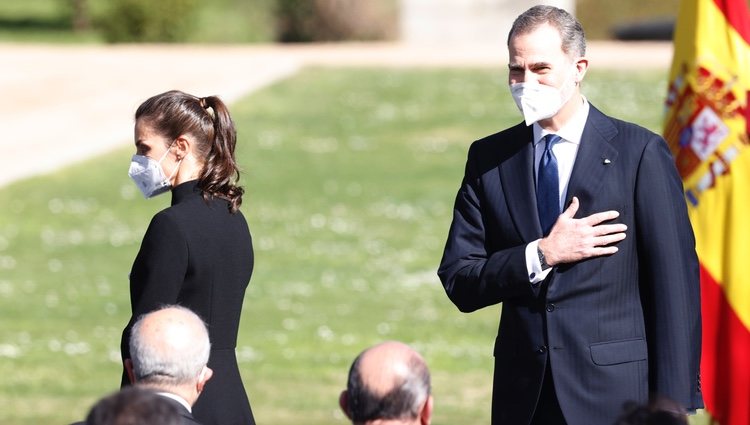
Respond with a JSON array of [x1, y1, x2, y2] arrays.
[[537, 345, 547, 354], [546, 303, 555, 312]]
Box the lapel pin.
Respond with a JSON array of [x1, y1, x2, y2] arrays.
[[603, 158, 611, 164]]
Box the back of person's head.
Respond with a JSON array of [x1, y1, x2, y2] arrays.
[[85, 386, 181, 425], [135, 89, 243, 212], [340, 341, 432, 425], [615, 396, 689, 425], [128, 305, 211, 389], [508, 5, 586, 58]]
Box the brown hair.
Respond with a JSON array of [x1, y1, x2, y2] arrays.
[[507, 5, 586, 58], [135, 90, 244, 213]]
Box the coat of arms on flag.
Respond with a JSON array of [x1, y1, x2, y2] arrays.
[[664, 62, 748, 206]]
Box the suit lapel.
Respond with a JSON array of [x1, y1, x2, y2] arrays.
[[565, 105, 619, 214], [497, 106, 619, 241], [498, 124, 543, 241]]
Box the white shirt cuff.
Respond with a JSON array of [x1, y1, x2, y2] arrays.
[[526, 239, 551, 284]]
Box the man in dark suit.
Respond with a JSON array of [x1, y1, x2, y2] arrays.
[[438, 5, 702, 425], [82, 386, 182, 425], [123, 305, 212, 425]]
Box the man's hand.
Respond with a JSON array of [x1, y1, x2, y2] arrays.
[[539, 197, 627, 266]]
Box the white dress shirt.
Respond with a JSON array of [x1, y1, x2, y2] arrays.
[[526, 97, 590, 284], [158, 391, 193, 413]]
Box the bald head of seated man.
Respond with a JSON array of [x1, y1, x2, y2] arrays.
[[339, 341, 433, 425], [124, 305, 213, 423]]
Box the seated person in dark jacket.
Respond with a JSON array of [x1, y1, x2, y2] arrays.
[[83, 386, 182, 425], [614, 396, 689, 425]]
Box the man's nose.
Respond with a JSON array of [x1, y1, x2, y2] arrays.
[[522, 70, 539, 83], [510, 71, 537, 85]]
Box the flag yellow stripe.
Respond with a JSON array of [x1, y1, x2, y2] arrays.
[[671, 0, 750, 85], [669, 0, 750, 331], [690, 149, 750, 330]]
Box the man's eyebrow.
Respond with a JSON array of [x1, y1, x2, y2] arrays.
[[508, 61, 552, 69], [529, 61, 552, 68]]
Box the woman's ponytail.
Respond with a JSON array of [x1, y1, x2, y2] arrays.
[[196, 96, 244, 213]]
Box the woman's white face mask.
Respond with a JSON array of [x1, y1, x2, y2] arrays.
[[509, 66, 578, 126], [128, 143, 182, 199]]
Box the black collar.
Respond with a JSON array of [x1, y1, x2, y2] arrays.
[[171, 180, 200, 206]]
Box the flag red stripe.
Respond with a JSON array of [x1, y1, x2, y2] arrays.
[[713, 0, 750, 45], [700, 264, 750, 425]]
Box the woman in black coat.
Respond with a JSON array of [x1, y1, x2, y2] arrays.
[[121, 90, 255, 425]]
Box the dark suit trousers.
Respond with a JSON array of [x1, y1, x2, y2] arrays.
[[530, 364, 567, 425]]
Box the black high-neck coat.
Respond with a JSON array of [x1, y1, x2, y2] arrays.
[[120, 180, 255, 425]]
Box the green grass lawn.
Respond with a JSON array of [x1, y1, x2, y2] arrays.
[[0, 67, 709, 424]]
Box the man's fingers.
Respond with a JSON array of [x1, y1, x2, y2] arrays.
[[582, 210, 620, 226], [594, 232, 627, 246], [561, 196, 580, 218], [594, 223, 627, 236], [592, 246, 619, 256], [573, 245, 620, 261]]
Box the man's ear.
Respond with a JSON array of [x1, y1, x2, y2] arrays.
[[339, 390, 352, 420], [196, 366, 213, 394], [124, 359, 136, 384], [574, 57, 589, 83], [420, 395, 434, 425]]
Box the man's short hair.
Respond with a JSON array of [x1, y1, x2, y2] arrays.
[[129, 305, 210, 386], [85, 386, 181, 425], [345, 352, 431, 422], [507, 5, 586, 58]]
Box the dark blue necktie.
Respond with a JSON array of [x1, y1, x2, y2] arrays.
[[537, 134, 562, 235]]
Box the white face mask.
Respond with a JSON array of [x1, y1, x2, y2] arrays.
[[510, 73, 576, 126], [128, 145, 181, 199]]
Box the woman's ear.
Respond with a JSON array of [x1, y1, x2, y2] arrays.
[[172, 135, 192, 161]]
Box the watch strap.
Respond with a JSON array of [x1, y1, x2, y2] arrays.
[[537, 246, 551, 271]]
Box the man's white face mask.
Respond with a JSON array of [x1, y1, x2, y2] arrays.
[[509, 68, 577, 126]]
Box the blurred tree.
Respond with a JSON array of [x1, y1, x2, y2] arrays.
[[97, 0, 198, 42], [576, 0, 680, 40], [275, 0, 398, 42], [68, 0, 90, 31], [187, 0, 275, 43]]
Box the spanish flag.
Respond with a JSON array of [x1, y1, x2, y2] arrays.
[[663, 0, 750, 423]]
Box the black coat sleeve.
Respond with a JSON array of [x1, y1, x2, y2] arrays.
[[120, 212, 188, 385]]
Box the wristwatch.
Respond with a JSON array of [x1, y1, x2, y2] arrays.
[[537, 246, 551, 271]]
